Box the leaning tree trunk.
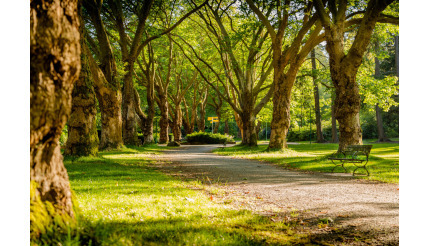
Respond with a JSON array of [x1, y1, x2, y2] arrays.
[[65, 38, 98, 156], [311, 49, 325, 143], [84, 44, 123, 150], [30, 0, 80, 218]]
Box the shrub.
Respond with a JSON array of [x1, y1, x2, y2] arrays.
[[185, 131, 234, 144]]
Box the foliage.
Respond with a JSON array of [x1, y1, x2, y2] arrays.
[[185, 131, 235, 144]]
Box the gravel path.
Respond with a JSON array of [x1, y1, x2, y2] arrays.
[[157, 144, 399, 245]]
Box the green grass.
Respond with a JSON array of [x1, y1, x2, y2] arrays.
[[35, 144, 310, 245], [213, 142, 399, 183]]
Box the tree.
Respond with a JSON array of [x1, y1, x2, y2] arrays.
[[83, 0, 123, 149], [30, 0, 80, 218], [245, 0, 325, 150], [313, 0, 398, 151]]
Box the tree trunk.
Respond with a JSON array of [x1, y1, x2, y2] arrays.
[[311, 49, 325, 143], [143, 85, 155, 144], [83, 0, 123, 150], [172, 104, 182, 141], [65, 38, 98, 156], [122, 69, 140, 145], [30, 0, 80, 218], [333, 72, 363, 150], [85, 44, 123, 150], [158, 95, 169, 143], [198, 95, 207, 132], [268, 71, 294, 150], [240, 100, 258, 146]]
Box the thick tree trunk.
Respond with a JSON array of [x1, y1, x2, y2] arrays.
[[158, 95, 169, 144], [311, 49, 325, 143], [333, 73, 363, 151], [85, 44, 123, 150], [269, 71, 294, 150], [65, 40, 98, 156], [240, 99, 258, 146], [30, 0, 80, 218], [83, 1, 123, 150], [122, 70, 140, 145]]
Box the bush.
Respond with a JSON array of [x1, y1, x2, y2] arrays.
[[185, 131, 235, 144]]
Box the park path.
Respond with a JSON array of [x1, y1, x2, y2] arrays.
[[157, 144, 399, 244]]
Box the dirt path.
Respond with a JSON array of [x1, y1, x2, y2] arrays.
[[157, 144, 399, 245]]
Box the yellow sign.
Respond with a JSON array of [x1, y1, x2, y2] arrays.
[[207, 117, 219, 121]]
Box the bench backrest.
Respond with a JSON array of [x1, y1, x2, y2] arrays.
[[344, 145, 372, 157]]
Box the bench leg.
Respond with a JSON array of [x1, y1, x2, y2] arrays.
[[331, 159, 347, 173], [352, 161, 369, 176]]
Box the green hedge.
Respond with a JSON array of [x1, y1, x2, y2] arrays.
[[185, 131, 234, 144]]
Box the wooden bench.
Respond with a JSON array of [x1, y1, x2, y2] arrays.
[[328, 145, 373, 176]]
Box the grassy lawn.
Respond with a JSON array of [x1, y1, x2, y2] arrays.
[[213, 141, 399, 183], [37, 144, 310, 245]]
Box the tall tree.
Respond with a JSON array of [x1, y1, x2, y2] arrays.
[[313, 0, 398, 151], [30, 0, 80, 218], [245, 0, 325, 150], [83, 0, 123, 149]]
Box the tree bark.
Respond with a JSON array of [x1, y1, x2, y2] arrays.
[[65, 34, 98, 156], [122, 70, 140, 145], [158, 94, 169, 144], [83, 1, 123, 150], [268, 71, 294, 149], [84, 44, 123, 149], [171, 103, 182, 141], [311, 49, 325, 143], [30, 0, 80, 218]]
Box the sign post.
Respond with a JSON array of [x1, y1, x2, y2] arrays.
[[207, 117, 219, 133]]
